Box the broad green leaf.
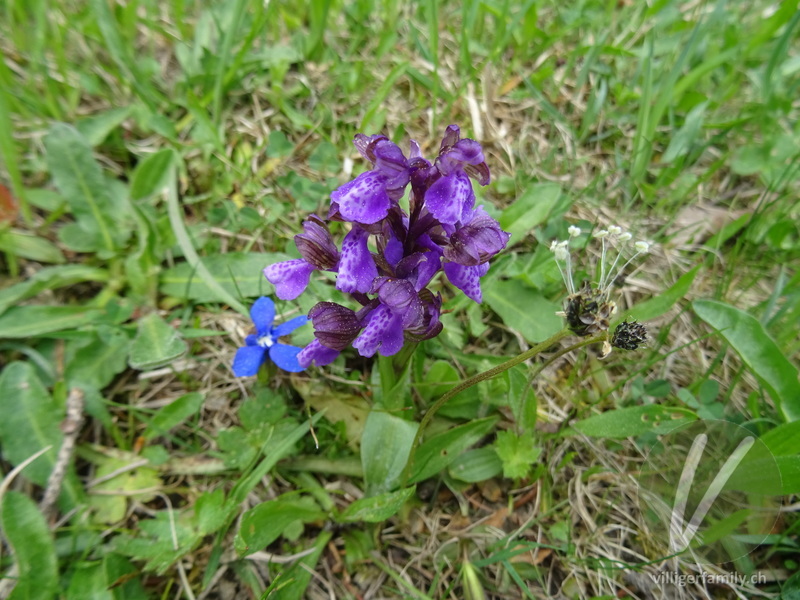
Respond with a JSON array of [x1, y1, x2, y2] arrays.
[[419, 360, 460, 402], [128, 312, 188, 370], [1, 492, 58, 600], [723, 453, 785, 496], [76, 106, 132, 146], [44, 123, 131, 253], [694, 299, 800, 422], [292, 379, 369, 448], [759, 421, 800, 456], [130, 149, 175, 202], [494, 431, 541, 479], [498, 183, 562, 240], [0, 305, 102, 338], [619, 265, 700, 323], [0, 265, 108, 316], [409, 417, 498, 483], [112, 510, 201, 573], [776, 456, 800, 494], [361, 411, 418, 495], [235, 497, 325, 557], [0, 229, 65, 263], [572, 405, 697, 439], [65, 327, 130, 390], [449, 448, 503, 483], [143, 392, 205, 440], [484, 279, 562, 342], [229, 415, 322, 506], [662, 101, 709, 163], [159, 252, 283, 302], [269, 530, 332, 600], [192, 489, 231, 536], [89, 456, 161, 524], [0, 363, 62, 486], [66, 554, 147, 600], [338, 487, 416, 523], [507, 364, 537, 430]]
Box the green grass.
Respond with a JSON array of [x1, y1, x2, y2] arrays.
[[1, 0, 800, 598]]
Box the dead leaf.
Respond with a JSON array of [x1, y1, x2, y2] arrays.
[[667, 203, 747, 247], [0, 183, 19, 224], [292, 375, 370, 449]]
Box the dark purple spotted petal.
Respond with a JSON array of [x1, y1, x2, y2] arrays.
[[439, 138, 485, 174], [352, 304, 404, 357], [373, 139, 409, 197], [374, 278, 423, 329], [298, 339, 341, 368], [308, 301, 362, 350], [331, 171, 391, 224], [264, 259, 315, 300], [439, 124, 460, 153], [336, 226, 378, 293], [444, 206, 510, 266], [424, 171, 475, 225], [406, 289, 443, 340], [353, 133, 388, 162], [295, 215, 339, 270]]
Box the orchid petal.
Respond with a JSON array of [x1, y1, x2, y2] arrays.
[[443, 262, 485, 303], [352, 304, 404, 357], [331, 171, 391, 224], [264, 259, 315, 300], [424, 171, 475, 225], [297, 339, 340, 368], [336, 226, 378, 293]]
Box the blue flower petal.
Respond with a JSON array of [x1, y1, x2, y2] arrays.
[[233, 345, 267, 377], [250, 297, 275, 334], [271, 315, 310, 338], [269, 343, 305, 372]]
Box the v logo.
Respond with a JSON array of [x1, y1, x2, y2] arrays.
[[668, 433, 755, 554]]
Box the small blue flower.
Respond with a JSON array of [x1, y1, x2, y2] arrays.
[[232, 297, 309, 376]]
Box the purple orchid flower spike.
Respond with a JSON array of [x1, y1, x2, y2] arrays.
[[232, 297, 309, 375], [256, 124, 510, 369]]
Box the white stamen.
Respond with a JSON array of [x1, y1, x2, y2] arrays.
[[635, 241, 650, 253], [608, 226, 622, 236], [618, 232, 632, 242], [554, 245, 569, 261], [568, 225, 581, 238], [595, 230, 609, 239], [257, 335, 275, 348], [599, 235, 608, 289]]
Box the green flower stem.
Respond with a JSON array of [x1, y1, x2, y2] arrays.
[[516, 333, 608, 413], [404, 328, 572, 482]]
